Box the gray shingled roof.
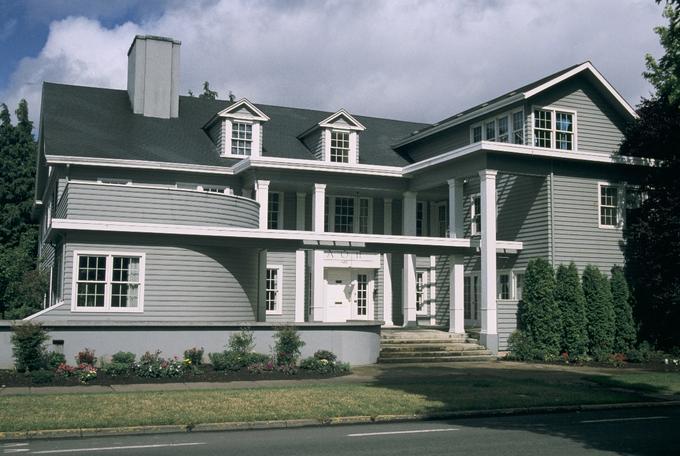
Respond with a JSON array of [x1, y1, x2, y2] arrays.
[[41, 83, 428, 168]]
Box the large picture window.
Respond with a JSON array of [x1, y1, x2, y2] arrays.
[[73, 252, 145, 312]]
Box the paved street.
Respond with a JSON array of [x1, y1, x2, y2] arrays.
[[3, 406, 679, 455]]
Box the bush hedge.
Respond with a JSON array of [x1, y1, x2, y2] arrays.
[[11, 323, 49, 372], [611, 265, 637, 353], [582, 265, 616, 360], [555, 263, 588, 358]]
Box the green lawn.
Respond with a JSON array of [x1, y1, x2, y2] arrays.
[[587, 370, 680, 395], [0, 373, 651, 433]]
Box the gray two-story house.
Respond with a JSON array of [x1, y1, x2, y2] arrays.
[[16, 35, 647, 365]]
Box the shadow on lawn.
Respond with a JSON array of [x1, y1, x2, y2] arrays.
[[367, 363, 678, 456]]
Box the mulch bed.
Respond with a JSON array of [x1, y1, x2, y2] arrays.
[[0, 365, 349, 388]]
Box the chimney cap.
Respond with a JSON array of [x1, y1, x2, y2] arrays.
[[127, 35, 181, 56]]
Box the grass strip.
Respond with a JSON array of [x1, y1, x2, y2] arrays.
[[0, 376, 647, 432], [587, 371, 680, 395]]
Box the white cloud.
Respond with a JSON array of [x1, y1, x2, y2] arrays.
[[0, 0, 665, 125]]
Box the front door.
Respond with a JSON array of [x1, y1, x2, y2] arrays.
[[325, 269, 352, 322]]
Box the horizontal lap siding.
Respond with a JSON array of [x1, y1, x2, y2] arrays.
[[435, 255, 450, 326], [498, 300, 518, 351], [36, 235, 259, 323], [375, 255, 384, 321], [64, 183, 259, 228], [266, 251, 296, 323], [552, 175, 624, 273]]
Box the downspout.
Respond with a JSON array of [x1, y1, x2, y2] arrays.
[[548, 163, 556, 268]]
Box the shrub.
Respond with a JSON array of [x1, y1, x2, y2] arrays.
[[611, 266, 637, 353], [11, 322, 49, 372], [299, 351, 350, 374], [228, 327, 255, 355], [30, 369, 54, 385], [55, 363, 76, 377], [77, 364, 98, 383], [273, 325, 305, 366], [313, 350, 337, 363], [102, 362, 131, 376], [45, 352, 66, 370], [111, 351, 136, 365], [582, 265, 616, 357], [245, 352, 270, 365], [247, 359, 276, 374], [209, 351, 243, 371], [183, 347, 204, 366], [76, 348, 97, 366], [626, 341, 663, 363], [134, 350, 185, 378], [518, 258, 561, 358], [555, 263, 588, 358]]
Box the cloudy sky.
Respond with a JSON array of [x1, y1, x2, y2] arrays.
[[0, 0, 667, 125]]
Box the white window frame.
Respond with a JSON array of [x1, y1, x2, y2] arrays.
[[415, 269, 430, 315], [267, 191, 284, 230], [221, 118, 263, 159], [71, 250, 146, 313], [598, 182, 624, 229], [464, 273, 481, 321], [416, 201, 427, 237], [324, 128, 358, 164], [469, 108, 525, 145], [470, 193, 481, 236], [265, 264, 283, 315], [435, 201, 448, 237], [531, 105, 578, 151], [513, 270, 525, 301], [325, 195, 373, 233], [497, 271, 512, 301]]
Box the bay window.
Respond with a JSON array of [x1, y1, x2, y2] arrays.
[[73, 252, 145, 312]]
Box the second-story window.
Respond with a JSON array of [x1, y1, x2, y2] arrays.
[[512, 111, 524, 144], [533, 109, 552, 148], [231, 122, 253, 155], [555, 112, 574, 150], [437, 203, 448, 237], [334, 197, 354, 232], [599, 184, 620, 228], [325, 196, 372, 233], [416, 202, 425, 236], [498, 117, 509, 143], [472, 125, 482, 142], [358, 198, 370, 234], [470, 194, 481, 235], [485, 120, 496, 142], [330, 130, 350, 163], [534, 108, 575, 150], [268, 192, 283, 230]]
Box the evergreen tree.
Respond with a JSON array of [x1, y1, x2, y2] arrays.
[[198, 81, 218, 100], [0, 100, 42, 319], [582, 265, 615, 359], [621, 2, 680, 349], [610, 266, 637, 353], [517, 258, 561, 358], [555, 263, 588, 358]]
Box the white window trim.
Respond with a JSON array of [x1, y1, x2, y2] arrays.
[[470, 108, 525, 145], [464, 272, 481, 322], [71, 250, 146, 313], [176, 183, 232, 195], [512, 270, 525, 301], [531, 105, 578, 151], [326, 195, 373, 234], [415, 269, 430, 315], [221, 119, 262, 159], [265, 264, 283, 315], [470, 193, 481, 236], [497, 270, 513, 301], [597, 181, 625, 230], [268, 191, 284, 230], [324, 128, 358, 164]]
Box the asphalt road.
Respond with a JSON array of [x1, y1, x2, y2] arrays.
[[3, 406, 679, 456]]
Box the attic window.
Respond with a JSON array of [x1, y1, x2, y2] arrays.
[[231, 122, 253, 155], [330, 130, 350, 163]]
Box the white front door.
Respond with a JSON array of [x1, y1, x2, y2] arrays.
[[325, 269, 352, 322]]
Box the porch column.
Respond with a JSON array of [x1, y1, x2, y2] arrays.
[[311, 184, 326, 321], [296, 192, 306, 231], [402, 191, 417, 326], [295, 250, 305, 322], [255, 180, 270, 230], [382, 253, 394, 326], [447, 178, 465, 334], [479, 169, 498, 353]]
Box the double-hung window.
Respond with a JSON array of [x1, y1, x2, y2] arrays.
[[599, 184, 621, 228], [334, 197, 354, 233], [330, 130, 350, 163], [265, 265, 282, 314], [470, 194, 481, 235], [73, 252, 144, 312], [437, 202, 448, 237], [416, 202, 425, 236], [470, 110, 524, 144], [534, 108, 575, 150], [497, 273, 511, 300], [472, 125, 482, 142], [497, 117, 509, 143], [416, 270, 428, 313], [231, 121, 253, 155], [514, 272, 525, 301], [512, 111, 524, 144], [268, 192, 283, 230], [485, 120, 496, 142], [326, 196, 372, 233]]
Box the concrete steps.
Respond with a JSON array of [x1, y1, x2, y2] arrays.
[[378, 329, 495, 364]]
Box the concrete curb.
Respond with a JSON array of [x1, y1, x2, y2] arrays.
[[1, 400, 679, 442]]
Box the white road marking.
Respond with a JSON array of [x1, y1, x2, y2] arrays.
[[347, 428, 459, 437], [2, 445, 29, 448], [3, 450, 30, 454], [580, 416, 669, 424], [30, 442, 206, 454]]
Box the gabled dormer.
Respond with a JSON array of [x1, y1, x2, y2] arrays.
[[206, 98, 270, 159], [299, 109, 366, 164]]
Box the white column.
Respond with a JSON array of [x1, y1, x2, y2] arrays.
[[479, 169, 498, 353], [312, 183, 326, 233], [294, 250, 305, 323], [429, 255, 437, 326], [382, 253, 394, 326], [255, 180, 270, 230], [383, 198, 392, 235], [402, 191, 417, 326], [447, 177, 465, 334], [296, 192, 306, 231], [311, 183, 326, 321]]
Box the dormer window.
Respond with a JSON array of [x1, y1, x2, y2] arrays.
[[330, 130, 350, 163], [205, 98, 270, 159], [231, 121, 253, 155]]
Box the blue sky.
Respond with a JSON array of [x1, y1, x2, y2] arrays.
[[0, 0, 667, 124]]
